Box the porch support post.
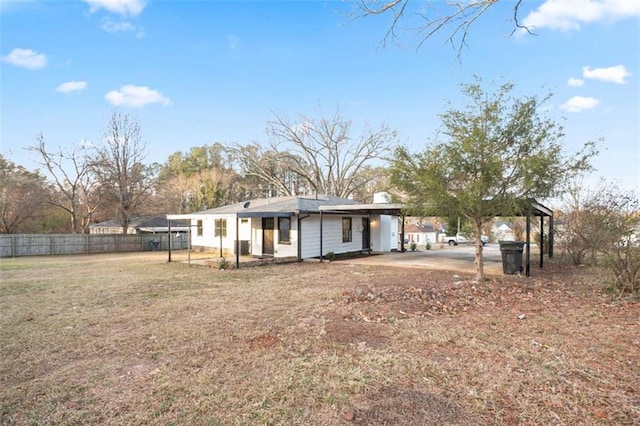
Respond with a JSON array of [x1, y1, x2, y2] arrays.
[[297, 214, 301, 261], [167, 219, 172, 262], [236, 215, 240, 269], [319, 210, 323, 262]]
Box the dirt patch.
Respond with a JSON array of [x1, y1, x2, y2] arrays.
[[323, 313, 389, 349], [351, 384, 475, 425], [248, 333, 280, 350]]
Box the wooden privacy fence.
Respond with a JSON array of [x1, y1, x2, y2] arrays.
[[0, 234, 188, 258]]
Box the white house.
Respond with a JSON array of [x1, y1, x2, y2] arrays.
[[166, 194, 403, 266], [404, 223, 441, 247]]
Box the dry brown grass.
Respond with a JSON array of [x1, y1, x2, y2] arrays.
[[1, 253, 638, 425]]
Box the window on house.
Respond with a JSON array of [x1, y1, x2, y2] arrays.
[[278, 217, 291, 244], [197, 220, 203, 236], [342, 217, 352, 243], [214, 219, 227, 237]]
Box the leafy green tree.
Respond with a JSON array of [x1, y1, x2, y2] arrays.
[[156, 143, 241, 212], [390, 80, 596, 281]]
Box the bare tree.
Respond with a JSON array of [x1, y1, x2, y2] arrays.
[[28, 133, 100, 233], [0, 155, 51, 234], [233, 109, 396, 199], [91, 112, 154, 235], [353, 0, 529, 55], [558, 178, 640, 295]]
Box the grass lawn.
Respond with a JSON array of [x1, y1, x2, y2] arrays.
[[1, 252, 638, 425]]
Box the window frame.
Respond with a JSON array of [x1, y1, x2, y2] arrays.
[[342, 217, 352, 243], [278, 217, 291, 244], [197, 219, 203, 236], [214, 218, 227, 237]]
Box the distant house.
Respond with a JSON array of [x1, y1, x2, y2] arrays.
[[89, 216, 189, 235], [167, 194, 402, 261], [404, 222, 442, 246], [492, 221, 515, 241]]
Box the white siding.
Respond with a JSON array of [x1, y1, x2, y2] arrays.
[[190, 214, 237, 250], [390, 217, 399, 250], [371, 214, 392, 252], [274, 217, 298, 258], [251, 220, 262, 256], [300, 215, 365, 258]]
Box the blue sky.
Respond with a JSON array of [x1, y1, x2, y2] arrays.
[[2, 0, 639, 196]]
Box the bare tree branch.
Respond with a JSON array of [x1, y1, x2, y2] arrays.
[[353, 0, 534, 56]]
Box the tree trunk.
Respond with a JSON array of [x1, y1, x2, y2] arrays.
[[473, 221, 485, 282]]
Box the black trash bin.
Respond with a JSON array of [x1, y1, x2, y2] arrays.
[[499, 241, 525, 274]]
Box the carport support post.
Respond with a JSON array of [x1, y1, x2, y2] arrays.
[[400, 215, 406, 252], [539, 215, 544, 268], [525, 206, 531, 277], [368, 212, 372, 255], [548, 215, 554, 258]]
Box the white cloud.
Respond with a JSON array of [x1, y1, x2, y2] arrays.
[[56, 81, 88, 93], [567, 77, 585, 87], [522, 0, 640, 31], [104, 85, 172, 108], [227, 34, 240, 49], [101, 18, 135, 33], [560, 96, 600, 112], [2, 48, 47, 70], [84, 0, 146, 17], [583, 65, 631, 84]]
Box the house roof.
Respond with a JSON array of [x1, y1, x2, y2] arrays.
[[405, 223, 436, 233], [90, 216, 189, 230], [167, 195, 403, 219]]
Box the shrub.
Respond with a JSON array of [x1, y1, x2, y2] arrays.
[[326, 251, 336, 261], [410, 242, 417, 251], [217, 257, 230, 270]]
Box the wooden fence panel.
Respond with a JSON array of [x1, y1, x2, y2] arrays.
[[0, 234, 188, 258]]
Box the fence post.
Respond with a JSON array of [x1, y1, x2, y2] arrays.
[[11, 235, 16, 258]]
